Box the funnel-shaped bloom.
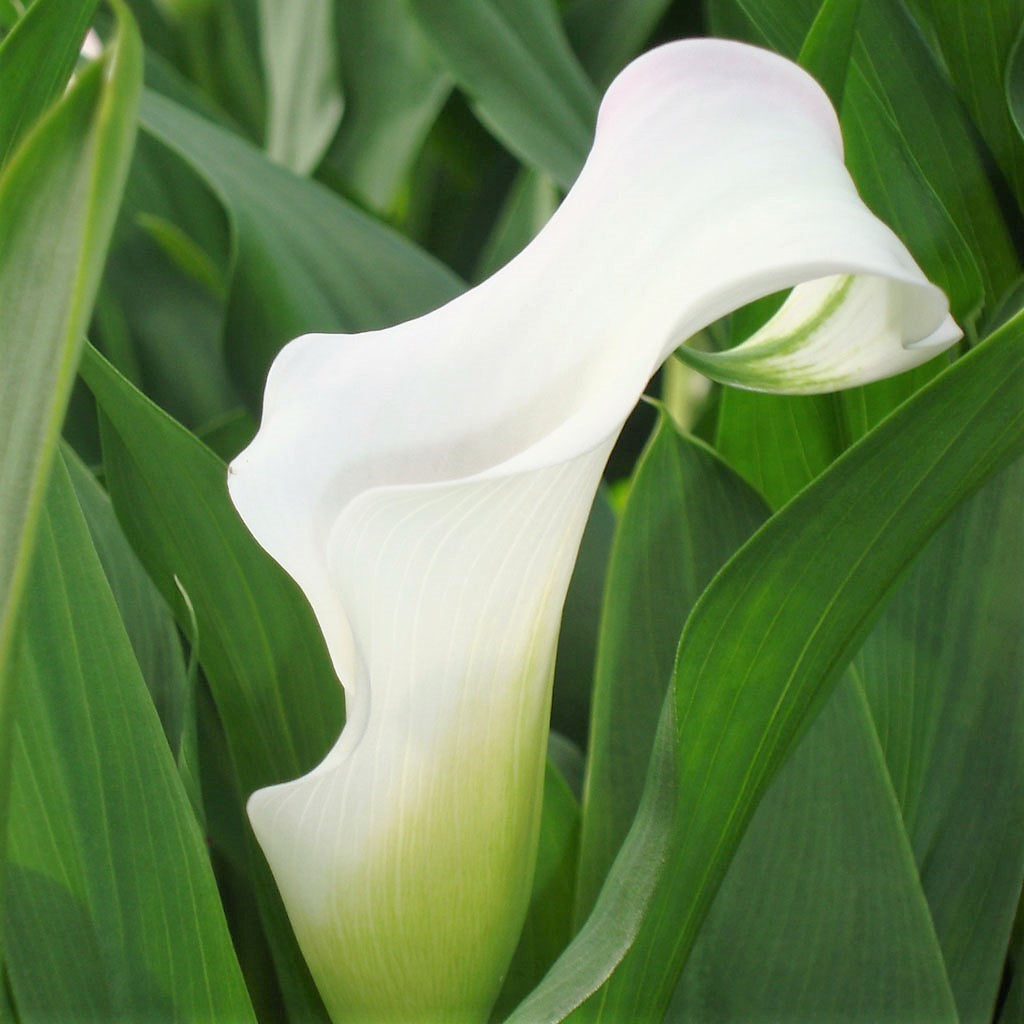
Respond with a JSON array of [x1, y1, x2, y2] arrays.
[[228, 39, 958, 1024]]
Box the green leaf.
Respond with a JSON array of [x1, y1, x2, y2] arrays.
[[100, 129, 237, 427], [64, 446, 191, 754], [323, 0, 451, 213], [920, 0, 1024, 214], [0, 0, 99, 169], [406, 0, 598, 188], [712, 0, 1020, 324], [1009, 16, 1024, 147], [796, 0, 861, 110], [0, 0, 140, 912], [258, 0, 343, 174], [79, 344, 340, 800], [551, 486, 615, 749], [79, 343, 340, 1021], [564, 0, 674, 88], [4, 452, 256, 1024], [716, 361, 945, 509], [577, 316, 1024, 1022], [474, 167, 560, 282], [856, 456, 1024, 1021], [673, 679, 957, 1021], [138, 87, 463, 401], [493, 761, 582, 1020], [575, 417, 767, 922], [508, 313, 1024, 1023]]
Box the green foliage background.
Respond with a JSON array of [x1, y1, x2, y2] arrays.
[[1, 0, 1022, 1021]]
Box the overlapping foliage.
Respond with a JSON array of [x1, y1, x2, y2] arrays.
[[0, 1, 1021, 1022]]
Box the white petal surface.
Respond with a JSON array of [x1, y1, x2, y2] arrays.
[[228, 37, 959, 1023]]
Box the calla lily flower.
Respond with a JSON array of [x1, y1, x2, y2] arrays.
[[228, 39, 958, 1024]]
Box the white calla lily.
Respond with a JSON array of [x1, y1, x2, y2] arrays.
[[228, 38, 958, 1024]]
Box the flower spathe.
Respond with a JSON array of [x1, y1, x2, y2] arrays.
[[228, 38, 959, 1023]]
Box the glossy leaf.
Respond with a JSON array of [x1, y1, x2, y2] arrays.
[[796, 0, 861, 110], [0, 0, 140, 899], [507, 312, 1024, 1023], [575, 416, 767, 921], [406, 0, 598, 188], [579, 316, 1024, 1022], [4, 452, 255, 1024]]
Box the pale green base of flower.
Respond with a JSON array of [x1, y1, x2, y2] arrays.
[[252, 666, 555, 1024]]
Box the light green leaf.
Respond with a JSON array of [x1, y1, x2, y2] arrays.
[[507, 313, 1024, 1023], [323, 0, 450, 213], [857, 456, 1024, 1021], [4, 452, 255, 1024], [672, 679, 957, 1021], [0, 0, 99, 169], [138, 87, 463, 401], [406, 0, 598, 188], [0, 0, 140, 906], [79, 343, 338, 1020], [575, 416, 767, 922], [258, 0, 342, 174]]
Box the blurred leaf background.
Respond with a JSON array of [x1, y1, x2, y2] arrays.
[[0, 0, 1022, 1021]]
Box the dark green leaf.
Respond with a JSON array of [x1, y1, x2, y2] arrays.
[[564, 0, 674, 88], [796, 0, 861, 110], [552, 487, 615, 749], [921, 0, 1024, 213], [494, 761, 582, 1020], [406, 0, 598, 188], [575, 417, 766, 921]]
